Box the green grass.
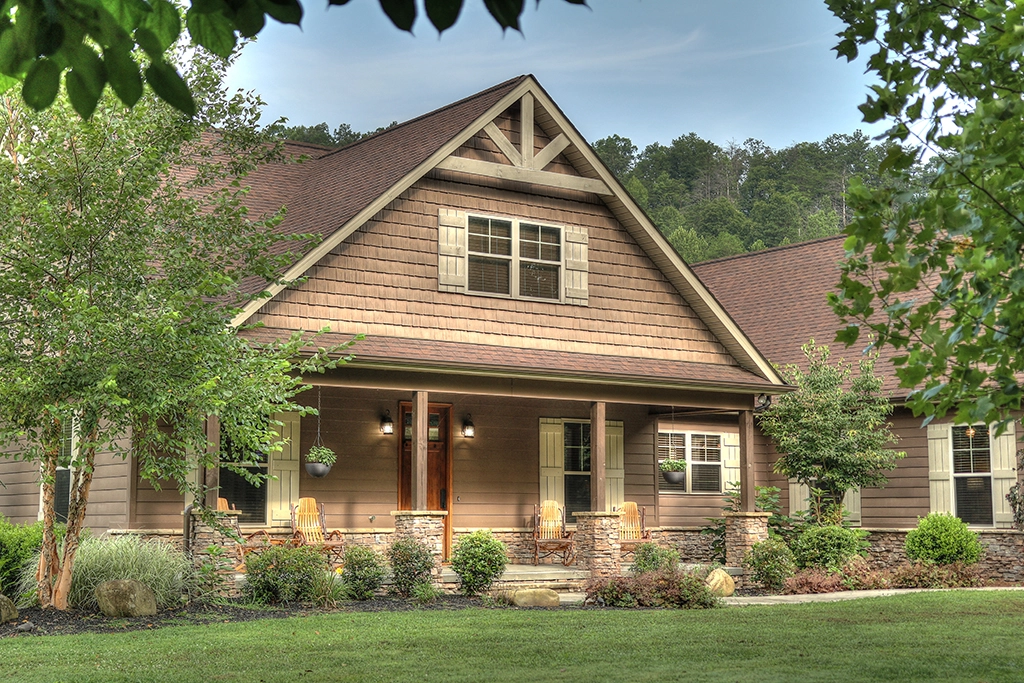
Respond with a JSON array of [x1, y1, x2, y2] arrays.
[[3, 591, 1024, 682]]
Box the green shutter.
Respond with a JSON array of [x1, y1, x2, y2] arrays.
[[605, 421, 624, 511], [539, 418, 564, 505], [267, 412, 301, 527], [928, 422, 952, 514], [992, 422, 1017, 527], [844, 487, 862, 526]]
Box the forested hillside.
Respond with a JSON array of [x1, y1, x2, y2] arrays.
[[274, 120, 926, 263], [593, 132, 928, 262]]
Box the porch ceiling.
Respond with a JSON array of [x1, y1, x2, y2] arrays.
[[245, 328, 788, 396]]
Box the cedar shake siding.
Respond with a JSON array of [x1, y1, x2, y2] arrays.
[[249, 173, 736, 367]]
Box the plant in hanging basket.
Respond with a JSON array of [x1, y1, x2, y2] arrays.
[[305, 445, 337, 466], [660, 459, 686, 484]]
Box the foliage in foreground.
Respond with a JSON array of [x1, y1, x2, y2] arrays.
[[341, 546, 386, 601], [387, 537, 436, 598], [630, 543, 680, 575], [17, 534, 192, 610], [450, 531, 507, 596], [743, 538, 796, 592], [905, 513, 983, 566], [243, 546, 328, 605], [792, 524, 867, 571], [783, 557, 984, 594], [759, 341, 904, 521], [0, 518, 64, 599], [586, 569, 721, 609]]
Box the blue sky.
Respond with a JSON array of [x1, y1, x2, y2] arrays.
[[226, 0, 881, 151]]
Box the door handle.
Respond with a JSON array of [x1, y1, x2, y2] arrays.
[[440, 488, 447, 510]]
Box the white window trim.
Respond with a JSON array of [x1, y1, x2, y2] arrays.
[[466, 213, 565, 303], [949, 423, 995, 527], [657, 430, 726, 495]]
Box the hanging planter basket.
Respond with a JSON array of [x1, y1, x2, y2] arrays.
[[662, 470, 686, 485], [304, 388, 335, 478], [305, 461, 332, 478]]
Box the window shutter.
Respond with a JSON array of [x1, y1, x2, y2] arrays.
[[539, 419, 564, 506], [267, 412, 301, 527], [991, 423, 1017, 527], [721, 432, 740, 492], [789, 479, 809, 515], [844, 487, 862, 526], [928, 422, 953, 514], [605, 421, 624, 511], [563, 225, 588, 305], [438, 209, 468, 291]]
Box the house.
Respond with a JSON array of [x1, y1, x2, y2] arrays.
[[0, 76, 788, 575], [693, 237, 1024, 578]]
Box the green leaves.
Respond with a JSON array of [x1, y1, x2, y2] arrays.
[[186, 10, 237, 59], [380, 0, 417, 32], [425, 0, 463, 32], [22, 58, 61, 111], [145, 61, 195, 116]]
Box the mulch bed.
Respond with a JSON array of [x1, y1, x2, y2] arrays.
[[0, 595, 485, 638]]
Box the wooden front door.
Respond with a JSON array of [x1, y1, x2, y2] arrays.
[[398, 403, 452, 559]]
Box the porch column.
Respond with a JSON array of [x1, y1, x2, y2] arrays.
[[739, 409, 756, 513], [411, 391, 428, 511], [203, 415, 220, 509], [590, 401, 606, 512], [573, 511, 622, 579]]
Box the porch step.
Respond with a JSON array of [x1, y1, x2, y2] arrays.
[[440, 564, 590, 584]]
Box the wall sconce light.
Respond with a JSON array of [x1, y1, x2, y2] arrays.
[[754, 393, 772, 413], [965, 426, 977, 439], [461, 414, 475, 438], [380, 410, 394, 435]]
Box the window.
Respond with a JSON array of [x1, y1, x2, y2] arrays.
[[219, 428, 270, 526], [658, 431, 723, 494], [952, 425, 993, 525], [54, 419, 74, 524], [467, 215, 561, 300], [562, 422, 591, 519]]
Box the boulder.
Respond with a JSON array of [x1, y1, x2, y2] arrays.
[[0, 594, 17, 623], [492, 588, 561, 607], [95, 579, 158, 618], [705, 568, 735, 597]]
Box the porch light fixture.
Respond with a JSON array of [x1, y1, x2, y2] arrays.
[[754, 393, 772, 413], [380, 410, 394, 435], [461, 415, 475, 438], [965, 426, 977, 439]]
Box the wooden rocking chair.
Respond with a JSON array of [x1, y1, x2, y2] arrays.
[[290, 497, 345, 568], [533, 500, 575, 566], [618, 501, 651, 560]]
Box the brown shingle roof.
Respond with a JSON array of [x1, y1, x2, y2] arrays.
[[692, 236, 908, 395], [242, 328, 779, 392]]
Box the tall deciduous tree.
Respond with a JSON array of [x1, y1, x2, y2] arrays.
[[827, 0, 1024, 429], [0, 53, 348, 610], [759, 342, 904, 521]]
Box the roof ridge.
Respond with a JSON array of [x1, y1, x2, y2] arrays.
[[315, 75, 531, 160], [693, 233, 847, 268]]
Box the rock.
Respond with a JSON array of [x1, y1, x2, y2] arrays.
[[95, 579, 158, 618], [0, 594, 17, 624], [15, 621, 35, 632], [705, 568, 735, 597], [497, 588, 560, 608]]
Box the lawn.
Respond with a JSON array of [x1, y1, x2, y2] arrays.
[[2, 591, 1023, 682]]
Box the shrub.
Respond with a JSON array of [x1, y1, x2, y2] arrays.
[[342, 546, 387, 600], [450, 530, 507, 596], [840, 556, 891, 591], [0, 517, 65, 599], [411, 579, 442, 605], [310, 569, 349, 607], [630, 543, 679, 575], [387, 537, 435, 598], [890, 561, 983, 589], [904, 513, 983, 565], [586, 569, 721, 609], [783, 568, 846, 594], [792, 524, 866, 570], [743, 538, 796, 592], [244, 545, 327, 604], [16, 534, 192, 610]]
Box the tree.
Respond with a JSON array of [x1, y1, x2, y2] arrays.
[[826, 1, 1024, 429], [0, 0, 588, 118], [0, 53, 348, 610], [759, 342, 905, 522], [592, 134, 637, 179]]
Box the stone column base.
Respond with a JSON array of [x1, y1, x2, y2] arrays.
[[572, 511, 622, 580], [392, 510, 448, 581], [189, 512, 242, 598], [723, 511, 771, 569]]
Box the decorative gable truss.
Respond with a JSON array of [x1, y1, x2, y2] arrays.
[[436, 93, 599, 306]]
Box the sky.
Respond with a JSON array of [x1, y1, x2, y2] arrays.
[[225, 0, 882, 152]]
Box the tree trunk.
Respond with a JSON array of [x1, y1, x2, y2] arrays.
[[52, 427, 97, 610], [35, 419, 61, 609]]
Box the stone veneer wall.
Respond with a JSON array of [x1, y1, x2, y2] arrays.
[[189, 513, 243, 598], [723, 512, 771, 580], [864, 529, 1024, 582], [392, 511, 447, 581], [652, 529, 717, 564], [572, 512, 622, 579]]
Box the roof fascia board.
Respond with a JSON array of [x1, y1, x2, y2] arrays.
[[230, 78, 537, 327], [525, 84, 785, 386]]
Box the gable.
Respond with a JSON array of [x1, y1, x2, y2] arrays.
[[234, 76, 783, 387]]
